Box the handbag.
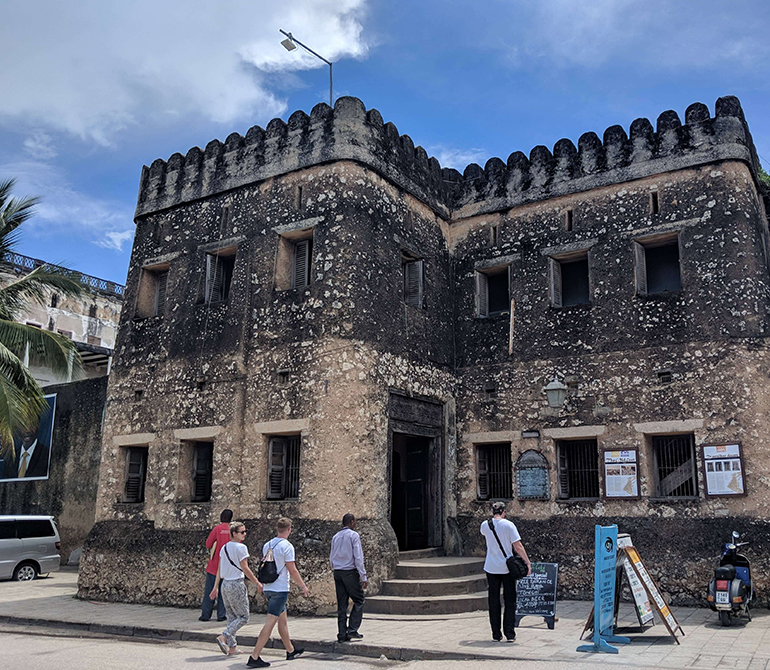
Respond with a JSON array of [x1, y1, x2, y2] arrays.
[[487, 519, 528, 580], [257, 539, 285, 584]]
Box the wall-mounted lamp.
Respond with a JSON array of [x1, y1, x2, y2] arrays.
[[543, 376, 568, 408], [279, 29, 333, 108]]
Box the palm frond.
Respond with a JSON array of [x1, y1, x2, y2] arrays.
[[0, 340, 45, 461], [0, 320, 82, 378], [0, 179, 39, 258], [0, 265, 85, 322]]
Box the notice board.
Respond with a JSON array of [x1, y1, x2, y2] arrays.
[[515, 562, 558, 629]]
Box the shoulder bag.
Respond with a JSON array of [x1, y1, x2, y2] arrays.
[[258, 539, 285, 584], [487, 518, 528, 580]]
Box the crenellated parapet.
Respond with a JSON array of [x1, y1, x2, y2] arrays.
[[136, 97, 450, 219], [135, 95, 759, 221], [448, 96, 760, 218]]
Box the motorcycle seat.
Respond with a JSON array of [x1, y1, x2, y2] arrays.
[[715, 565, 736, 580]]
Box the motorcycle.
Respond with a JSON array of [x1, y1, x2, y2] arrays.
[[707, 531, 752, 626]]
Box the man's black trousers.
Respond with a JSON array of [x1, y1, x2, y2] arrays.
[[486, 571, 517, 640], [334, 569, 365, 638]]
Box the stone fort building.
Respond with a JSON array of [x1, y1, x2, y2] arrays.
[[79, 95, 770, 611]]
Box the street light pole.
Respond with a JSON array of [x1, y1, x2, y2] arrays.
[[279, 29, 333, 108]]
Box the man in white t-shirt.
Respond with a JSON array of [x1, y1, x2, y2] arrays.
[[480, 501, 531, 642], [248, 517, 309, 668]]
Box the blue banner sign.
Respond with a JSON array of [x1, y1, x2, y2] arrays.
[[577, 524, 630, 654]]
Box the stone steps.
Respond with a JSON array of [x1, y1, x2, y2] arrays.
[[367, 551, 487, 615]]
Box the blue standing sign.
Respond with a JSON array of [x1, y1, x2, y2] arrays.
[[577, 524, 630, 654]]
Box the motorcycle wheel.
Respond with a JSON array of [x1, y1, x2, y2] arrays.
[[719, 611, 731, 627]]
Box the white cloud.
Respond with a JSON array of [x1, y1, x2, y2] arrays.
[[0, 160, 133, 250], [428, 145, 489, 171], [95, 230, 134, 252], [0, 0, 368, 146], [23, 131, 57, 160]]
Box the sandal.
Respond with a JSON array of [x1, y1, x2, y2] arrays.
[[216, 636, 229, 655]]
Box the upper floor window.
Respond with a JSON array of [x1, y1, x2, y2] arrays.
[[402, 253, 424, 308], [275, 228, 314, 291], [292, 238, 312, 290], [476, 265, 510, 317], [267, 435, 301, 500], [135, 263, 170, 318], [205, 248, 236, 303], [191, 441, 213, 502], [634, 234, 681, 295], [549, 252, 590, 307]]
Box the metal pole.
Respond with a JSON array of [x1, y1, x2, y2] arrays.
[[329, 62, 333, 108], [280, 29, 334, 107]]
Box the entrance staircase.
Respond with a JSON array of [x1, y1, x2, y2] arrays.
[[366, 548, 487, 615]]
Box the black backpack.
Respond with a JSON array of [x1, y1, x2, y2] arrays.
[[257, 538, 284, 584]]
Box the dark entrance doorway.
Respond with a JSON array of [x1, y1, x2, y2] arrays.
[[391, 433, 432, 551]]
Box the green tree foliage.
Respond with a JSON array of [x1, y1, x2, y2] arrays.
[[758, 164, 770, 196], [0, 179, 83, 460]]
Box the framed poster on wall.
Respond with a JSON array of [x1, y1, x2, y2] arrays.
[[603, 449, 640, 499], [701, 443, 746, 497]]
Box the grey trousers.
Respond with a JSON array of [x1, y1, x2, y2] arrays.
[[220, 579, 250, 648]]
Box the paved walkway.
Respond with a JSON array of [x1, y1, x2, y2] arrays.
[[1, 568, 769, 668]]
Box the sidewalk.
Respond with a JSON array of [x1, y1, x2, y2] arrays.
[[1, 568, 769, 668]]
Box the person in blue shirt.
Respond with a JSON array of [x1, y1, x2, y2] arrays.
[[329, 513, 367, 642]]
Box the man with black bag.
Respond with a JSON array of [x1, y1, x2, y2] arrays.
[[480, 501, 532, 642]]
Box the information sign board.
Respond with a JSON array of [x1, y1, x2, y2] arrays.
[[603, 450, 639, 498], [515, 562, 558, 629], [702, 443, 745, 497]]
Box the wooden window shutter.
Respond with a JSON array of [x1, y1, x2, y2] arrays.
[[124, 448, 147, 503], [634, 241, 648, 295], [154, 271, 168, 316], [292, 239, 310, 290], [206, 254, 223, 303], [476, 272, 489, 317], [267, 437, 286, 499], [476, 446, 489, 500], [219, 205, 231, 234], [192, 443, 213, 502], [404, 260, 423, 307], [549, 258, 562, 307], [557, 445, 569, 499]]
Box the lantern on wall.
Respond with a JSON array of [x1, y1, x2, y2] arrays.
[[543, 376, 568, 408]]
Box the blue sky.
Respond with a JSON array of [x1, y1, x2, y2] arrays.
[[1, 0, 769, 285]]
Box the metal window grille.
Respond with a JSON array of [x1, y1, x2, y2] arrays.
[[476, 443, 512, 500], [557, 440, 599, 499], [267, 435, 301, 500], [653, 434, 697, 497]]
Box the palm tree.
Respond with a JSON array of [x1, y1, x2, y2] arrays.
[[0, 178, 84, 462]]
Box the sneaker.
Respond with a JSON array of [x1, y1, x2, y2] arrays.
[[505, 635, 516, 642], [217, 616, 228, 622], [492, 635, 502, 642], [347, 632, 363, 640], [198, 616, 210, 621], [286, 647, 305, 661], [337, 635, 350, 643], [246, 657, 270, 668]]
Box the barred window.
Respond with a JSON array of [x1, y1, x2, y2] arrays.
[[557, 439, 599, 499], [476, 443, 512, 500], [652, 434, 697, 497], [267, 435, 301, 500]]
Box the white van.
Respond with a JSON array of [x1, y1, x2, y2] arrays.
[[0, 515, 61, 581]]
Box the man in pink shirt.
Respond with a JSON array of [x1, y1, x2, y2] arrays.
[[200, 509, 233, 621]]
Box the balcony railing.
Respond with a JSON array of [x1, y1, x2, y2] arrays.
[[1, 253, 125, 300]]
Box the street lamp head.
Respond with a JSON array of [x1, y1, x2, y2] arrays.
[[543, 376, 568, 409], [281, 37, 297, 52]]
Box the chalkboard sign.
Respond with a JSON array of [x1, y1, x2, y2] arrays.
[[515, 562, 558, 629]]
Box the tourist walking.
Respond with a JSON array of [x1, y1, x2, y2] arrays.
[[247, 517, 308, 668], [200, 508, 233, 621], [329, 513, 367, 642], [480, 501, 531, 642], [209, 521, 262, 655]]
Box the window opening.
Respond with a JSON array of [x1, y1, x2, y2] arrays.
[[218, 205, 231, 235], [550, 255, 589, 307], [291, 239, 312, 290], [403, 257, 424, 308], [267, 435, 301, 500], [635, 237, 681, 295], [476, 443, 512, 500], [483, 381, 498, 399], [657, 370, 673, 384], [50, 294, 59, 308], [277, 369, 290, 386], [490, 224, 499, 246], [205, 251, 236, 303], [557, 439, 599, 499], [295, 185, 303, 212], [650, 191, 660, 215], [563, 209, 573, 231], [134, 389, 143, 401], [123, 446, 148, 503], [476, 266, 509, 317], [89, 304, 98, 318], [154, 270, 169, 316], [191, 442, 213, 502], [653, 434, 697, 497]]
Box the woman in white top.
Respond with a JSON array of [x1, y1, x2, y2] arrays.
[[209, 521, 262, 655]]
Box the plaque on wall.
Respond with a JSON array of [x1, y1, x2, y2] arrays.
[[702, 443, 746, 497], [603, 449, 639, 499], [515, 450, 550, 500]]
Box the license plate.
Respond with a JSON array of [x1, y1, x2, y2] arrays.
[[716, 591, 730, 604]]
